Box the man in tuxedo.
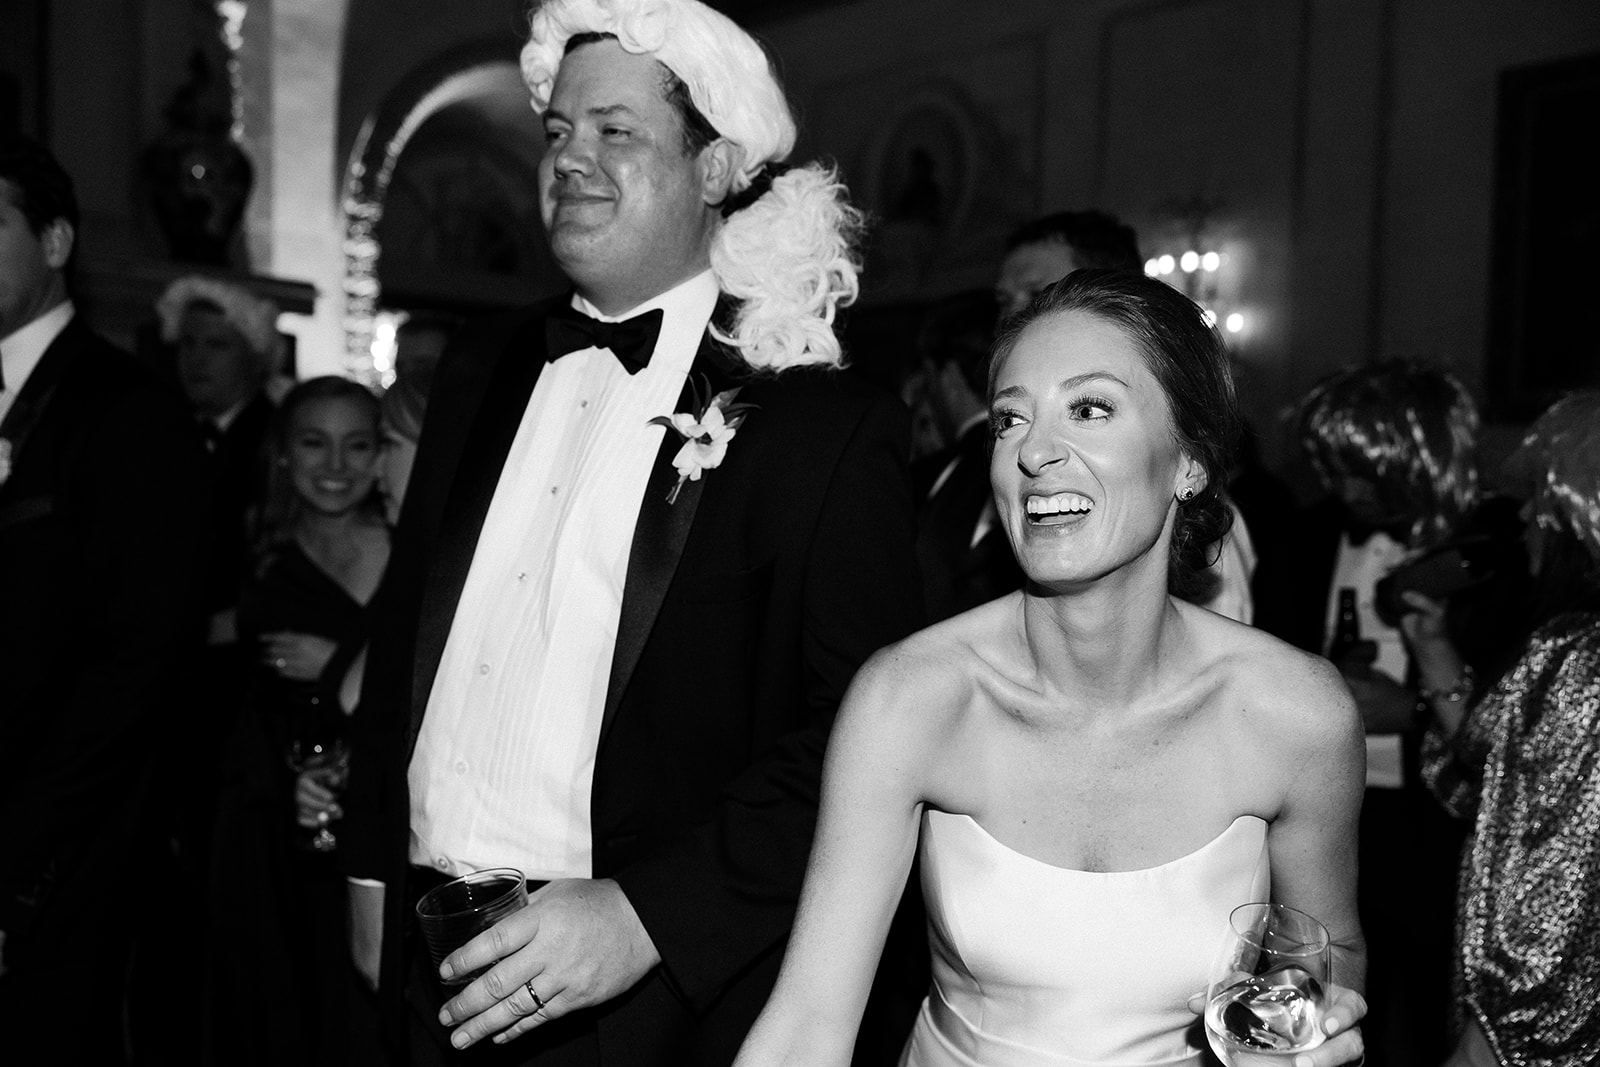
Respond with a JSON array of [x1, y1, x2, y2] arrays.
[[915, 211, 1142, 621], [339, 3, 923, 1064], [0, 135, 207, 1062]]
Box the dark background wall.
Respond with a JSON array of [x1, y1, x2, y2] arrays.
[[5, 0, 1597, 471]]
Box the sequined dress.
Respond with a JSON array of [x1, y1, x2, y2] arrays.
[[1421, 610, 1600, 1067]]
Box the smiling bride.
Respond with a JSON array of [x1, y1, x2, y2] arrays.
[[735, 269, 1370, 1067]]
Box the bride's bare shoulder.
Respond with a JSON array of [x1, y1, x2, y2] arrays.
[[1183, 604, 1358, 743], [841, 596, 1019, 737]]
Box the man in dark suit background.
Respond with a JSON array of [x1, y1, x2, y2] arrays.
[[339, 2, 923, 1064], [0, 135, 207, 1064], [155, 273, 280, 649], [150, 275, 281, 881], [910, 291, 1017, 622]]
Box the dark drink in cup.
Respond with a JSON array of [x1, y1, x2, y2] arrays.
[[415, 868, 528, 988]]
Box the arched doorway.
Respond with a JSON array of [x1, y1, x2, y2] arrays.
[[341, 43, 563, 379]]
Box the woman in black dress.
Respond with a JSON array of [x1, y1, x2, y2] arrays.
[[206, 376, 389, 1065]]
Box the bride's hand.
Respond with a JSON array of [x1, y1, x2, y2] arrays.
[[1186, 982, 1366, 1067], [1297, 982, 1366, 1067]]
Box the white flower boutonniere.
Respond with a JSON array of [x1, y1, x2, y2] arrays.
[[0, 438, 12, 487], [649, 376, 756, 504]]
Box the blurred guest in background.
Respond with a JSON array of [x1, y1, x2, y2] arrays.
[[207, 376, 389, 1066], [992, 210, 1144, 325], [912, 290, 1017, 621], [392, 309, 458, 388], [155, 275, 285, 865], [1289, 360, 1531, 1067], [1414, 392, 1600, 1067], [1229, 422, 1305, 641], [291, 374, 429, 1064], [0, 134, 208, 1065], [375, 369, 429, 525], [297, 370, 432, 822], [157, 275, 283, 647]]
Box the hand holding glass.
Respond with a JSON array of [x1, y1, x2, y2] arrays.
[[284, 727, 348, 852], [415, 868, 529, 989], [1204, 902, 1332, 1066]]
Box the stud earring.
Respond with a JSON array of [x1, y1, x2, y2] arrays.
[[1177, 486, 1196, 502]]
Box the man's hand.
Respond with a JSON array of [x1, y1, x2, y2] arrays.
[[348, 881, 385, 992], [437, 878, 660, 1050]]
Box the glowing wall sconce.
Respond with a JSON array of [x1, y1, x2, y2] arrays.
[[1144, 246, 1246, 337], [368, 309, 405, 389]]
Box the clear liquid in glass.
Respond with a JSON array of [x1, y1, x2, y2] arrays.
[[1204, 963, 1327, 1066]]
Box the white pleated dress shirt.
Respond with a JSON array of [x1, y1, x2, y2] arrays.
[[0, 301, 73, 425], [408, 270, 719, 881], [1326, 530, 1409, 789]]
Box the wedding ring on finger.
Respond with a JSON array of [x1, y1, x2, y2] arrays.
[[275, 658, 287, 669], [524, 979, 546, 1014]]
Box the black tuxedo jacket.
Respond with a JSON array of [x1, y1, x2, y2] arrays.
[[0, 316, 208, 953], [913, 423, 1021, 623], [342, 297, 924, 1065]]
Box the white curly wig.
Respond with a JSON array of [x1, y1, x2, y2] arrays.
[[155, 275, 285, 374], [521, 0, 864, 371]]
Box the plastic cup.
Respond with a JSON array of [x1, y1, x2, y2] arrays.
[[415, 867, 528, 987]]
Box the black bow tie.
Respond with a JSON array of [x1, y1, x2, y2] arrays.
[[545, 305, 664, 375]]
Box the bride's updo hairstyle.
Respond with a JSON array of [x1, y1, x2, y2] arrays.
[[989, 268, 1241, 603], [522, 0, 863, 372]]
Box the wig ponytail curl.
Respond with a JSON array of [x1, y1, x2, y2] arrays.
[[709, 162, 864, 371]]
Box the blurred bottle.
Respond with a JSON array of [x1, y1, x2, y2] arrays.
[[1330, 586, 1375, 677]]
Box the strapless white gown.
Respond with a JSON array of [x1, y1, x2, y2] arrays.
[[900, 811, 1270, 1067]]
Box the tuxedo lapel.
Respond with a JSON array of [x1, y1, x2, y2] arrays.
[[599, 334, 743, 746], [409, 314, 550, 744]]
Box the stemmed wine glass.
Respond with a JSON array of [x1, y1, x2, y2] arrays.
[[283, 710, 349, 853], [1203, 902, 1332, 1066]]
